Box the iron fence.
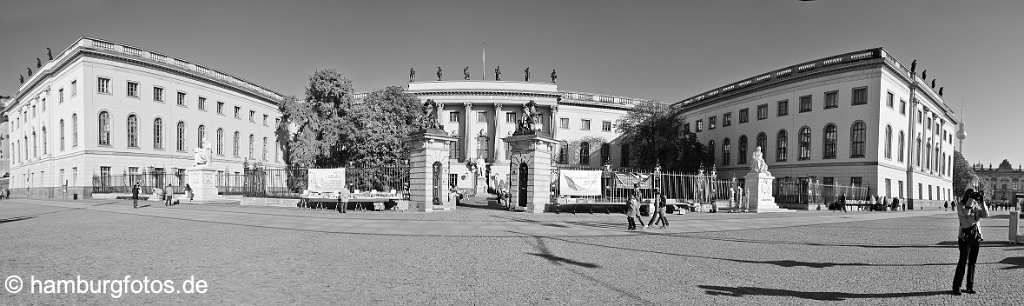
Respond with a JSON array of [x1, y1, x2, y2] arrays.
[[92, 172, 188, 194], [549, 166, 736, 205], [773, 178, 871, 206]]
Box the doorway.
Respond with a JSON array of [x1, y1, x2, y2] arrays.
[[518, 162, 528, 207], [432, 161, 442, 205]]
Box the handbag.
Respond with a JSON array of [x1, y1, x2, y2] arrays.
[[959, 224, 983, 242]]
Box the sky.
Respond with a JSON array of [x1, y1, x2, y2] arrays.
[[0, 0, 1021, 167]]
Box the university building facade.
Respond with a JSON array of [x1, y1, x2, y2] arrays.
[[5, 37, 286, 198], [673, 48, 958, 208]]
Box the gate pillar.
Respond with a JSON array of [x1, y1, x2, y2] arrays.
[[506, 133, 559, 213], [406, 130, 457, 212]]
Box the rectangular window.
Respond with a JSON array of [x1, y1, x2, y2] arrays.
[[850, 177, 862, 188], [198, 97, 206, 110], [234, 106, 241, 119], [898, 180, 904, 198], [581, 119, 591, 130], [59, 88, 64, 103], [506, 112, 517, 123], [153, 87, 164, 102], [217, 101, 224, 114], [723, 113, 732, 127], [757, 104, 768, 120], [851, 87, 867, 105], [100, 166, 111, 187], [97, 77, 111, 94], [885, 178, 892, 197], [708, 116, 716, 129], [799, 95, 812, 113], [127, 81, 138, 97], [72, 167, 78, 186], [900, 100, 906, 115], [449, 112, 459, 122], [695, 119, 703, 132], [477, 111, 487, 123], [71, 80, 78, 96], [177, 91, 186, 106], [263, 114, 268, 126], [824, 91, 838, 109], [886, 91, 894, 108], [602, 121, 612, 132], [560, 118, 569, 129], [738, 108, 749, 123], [918, 110, 923, 123], [777, 100, 788, 116], [249, 110, 256, 122]]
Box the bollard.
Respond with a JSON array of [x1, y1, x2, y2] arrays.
[[1010, 211, 1020, 244]]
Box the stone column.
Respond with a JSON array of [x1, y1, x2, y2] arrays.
[[463, 103, 473, 161], [549, 105, 559, 138], [493, 104, 504, 161]]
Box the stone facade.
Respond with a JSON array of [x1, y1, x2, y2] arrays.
[[974, 160, 1024, 205]]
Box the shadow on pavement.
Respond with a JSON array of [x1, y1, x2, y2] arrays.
[[672, 235, 1012, 249], [999, 257, 1024, 270], [699, 285, 950, 301], [0, 216, 34, 224], [493, 215, 569, 228]]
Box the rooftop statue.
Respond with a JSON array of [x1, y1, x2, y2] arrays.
[[46, 48, 53, 60], [26, 67, 33, 77], [422, 99, 442, 131], [930, 79, 936, 88], [409, 67, 415, 82], [436, 66, 442, 81], [19, 75, 24, 85], [939, 87, 944, 96], [463, 66, 470, 80], [524, 66, 530, 82], [495, 66, 502, 81], [921, 70, 927, 81], [36, 58, 42, 69], [514, 100, 540, 135], [910, 59, 917, 74], [550, 69, 557, 83]]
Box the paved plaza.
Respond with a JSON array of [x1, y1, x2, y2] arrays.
[[1, 199, 1022, 305]]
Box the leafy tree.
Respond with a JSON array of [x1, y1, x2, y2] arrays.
[[279, 69, 355, 168], [952, 151, 992, 201], [615, 101, 709, 172], [345, 86, 424, 168]]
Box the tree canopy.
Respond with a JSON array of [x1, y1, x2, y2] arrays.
[[952, 151, 992, 201], [615, 101, 710, 172]]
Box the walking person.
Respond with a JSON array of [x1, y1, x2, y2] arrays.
[[185, 184, 194, 202], [648, 189, 669, 228], [838, 193, 847, 212], [625, 194, 645, 230], [131, 181, 141, 209], [163, 184, 174, 206], [951, 184, 990, 295]]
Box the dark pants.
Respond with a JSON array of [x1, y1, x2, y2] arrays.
[[165, 195, 172, 206], [133, 196, 138, 208], [953, 238, 980, 290], [648, 210, 668, 226], [627, 216, 637, 230], [337, 200, 347, 213]]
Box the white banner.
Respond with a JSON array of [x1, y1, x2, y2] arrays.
[[307, 168, 346, 192], [559, 170, 602, 196]]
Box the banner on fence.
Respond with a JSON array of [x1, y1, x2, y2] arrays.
[[614, 173, 653, 189], [559, 170, 602, 196], [307, 168, 346, 192]]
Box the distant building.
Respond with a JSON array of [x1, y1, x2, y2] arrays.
[[974, 160, 1024, 204], [673, 48, 959, 208], [4, 37, 286, 198]]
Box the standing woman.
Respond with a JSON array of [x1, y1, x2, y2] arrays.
[[951, 182, 990, 295]]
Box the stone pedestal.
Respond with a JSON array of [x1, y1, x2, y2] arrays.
[[475, 170, 487, 196], [186, 167, 220, 201], [506, 133, 559, 214], [406, 130, 458, 212], [745, 172, 786, 213], [1010, 211, 1021, 244]]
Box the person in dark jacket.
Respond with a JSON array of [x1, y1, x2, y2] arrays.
[[648, 189, 669, 228], [132, 182, 141, 209], [951, 187, 990, 295]]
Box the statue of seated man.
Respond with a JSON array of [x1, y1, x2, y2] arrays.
[[750, 146, 770, 174]]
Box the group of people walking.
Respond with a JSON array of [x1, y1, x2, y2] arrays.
[[625, 183, 669, 230]]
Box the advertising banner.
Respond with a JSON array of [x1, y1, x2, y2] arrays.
[[559, 170, 602, 196], [307, 168, 346, 192]]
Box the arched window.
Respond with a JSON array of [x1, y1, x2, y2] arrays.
[[600, 143, 611, 164], [98, 111, 110, 146], [197, 125, 205, 148], [925, 141, 932, 169], [579, 142, 590, 165], [216, 128, 224, 156], [776, 130, 788, 162], [823, 124, 837, 159], [738, 135, 748, 164], [707, 140, 715, 166], [897, 131, 905, 162], [59, 119, 65, 151], [32, 131, 37, 158], [176, 121, 186, 152], [722, 138, 731, 165], [476, 134, 489, 160], [153, 118, 163, 149], [248, 134, 255, 159], [72, 113, 78, 147], [884, 125, 892, 159], [798, 126, 811, 160], [756, 132, 767, 157], [850, 121, 866, 158], [262, 137, 268, 161], [127, 115, 138, 148], [233, 131, 240, 157], [41, 126, 47, 155]]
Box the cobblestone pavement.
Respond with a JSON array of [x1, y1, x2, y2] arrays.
[[1, 199, 1021, 305]]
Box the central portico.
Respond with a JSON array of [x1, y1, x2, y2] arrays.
[[407, 81, 562, 194]]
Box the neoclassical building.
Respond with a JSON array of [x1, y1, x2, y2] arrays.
[[401, 80, 647, 190], [974, 160, 1024, 204], [5, 37, 286, 198], [673, 48, 958, 208]]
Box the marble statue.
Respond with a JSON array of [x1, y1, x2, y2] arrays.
[[495, 66, 502, 81], [463, 66, 470, 80], [514, 100, 539, 135], [750, 146, 769, 174], [409, 67, 415, 82], [475, 158, 486, 176], [524, 66, 530, 82], [193, 137, 214, 168], [436, 66, 442, 81], [550, 69, 557, 83], [422, 99, 441, 130]]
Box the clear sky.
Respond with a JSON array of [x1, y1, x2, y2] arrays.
[[1, 0, 1020, 167]]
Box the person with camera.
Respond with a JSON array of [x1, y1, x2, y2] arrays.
[[951, 182, 990, 295]]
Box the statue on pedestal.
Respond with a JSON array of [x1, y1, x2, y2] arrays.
[[192, 137, 214, 168], [421, 99, 442, 131], [463, 66, 470, 80], [524, 66, 530, 82], [495, 66, 502, 81], [550, 69, 557, 83], [47, 48, 53, 61], [436, 66, 443, 81], [514, 100, 540, 135], [36, 58, 42, 69], [409, 67, 415, 82], [750, 146, 770, 175]]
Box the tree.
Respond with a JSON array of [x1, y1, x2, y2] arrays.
[[952, 151, 992, 201], [615, 101, 709, 172], [279, 69, 355, 168], [345, 86, 424, 168]]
